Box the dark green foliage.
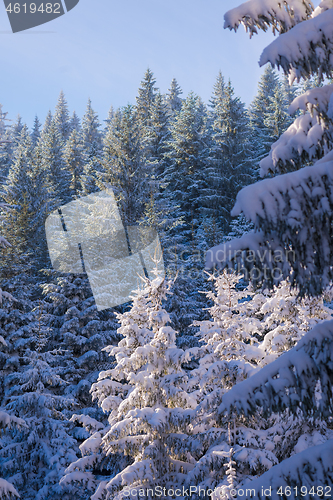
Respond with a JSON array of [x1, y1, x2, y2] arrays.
[[101, 105, 147, 225]]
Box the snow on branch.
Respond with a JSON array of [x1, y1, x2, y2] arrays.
[[232, 151, 333, 222], [205, 230, 290, 289], [259, 8, 333, 81], [224, 0, 314, 36], [239, 439, 333, 499], [314, 0, 333, 16], [0, 479, 19, 500], [261, 85, 333, 175], [260, 114, 332, 175], [0, 411, 26, 430], [289, 83, 333, 116], [209, 319, 333, 421], [70, 414, 104, 433], [206, 153, 333, 295]]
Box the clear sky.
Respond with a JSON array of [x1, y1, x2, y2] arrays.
[[0, 0, 276, 128]]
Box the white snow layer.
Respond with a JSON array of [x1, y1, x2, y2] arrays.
[[0, 479, 19, 498], [259, 8, 333, 80], [205, 151, 333, 271], [235, 152, 333, 222], [224, 0, 313, 35], [205, 231, 286, 270], [289, 83, 333, 115], [215, 319, 333, 417], [260, 84, 333, 175], [260, 114, 326, 175], [237, 438, 333, 498]]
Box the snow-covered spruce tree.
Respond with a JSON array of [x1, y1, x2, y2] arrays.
[[61, 270, 197, 500], [0, 345, 79, 500], [135, 68, 158, 135], [0, 409, 25, 499], [82, 99, 101, 151], [203, 0, 333, 493], [165, 77, 183, 117], [31, 115, 41, 147], [40, 118, 71, 205], [164, 92, 211, 243], [80, 99, 103, 195], [182, 270, 333, 496], [69, 111, 81, 134], [0, 125, 53, 277], [208, 74, 253, 234], [0, 240, 25, 500], [63, 128, 84, 199], [139, 92, 181, 256], [281, 73, 298, 108], [42, 110, 52, 137], [161, 93, 213, 336], [0, 282, 77, 500], [143, 91, 169, 175], [53, 90, 71, 142], [207, 0, 333, 296], [249, 67, 282, 162], [101, 105, 148, 225], [59, 272, 156, 498], [0, 104, 13, 179], [10, 116, 24, 148], [0, 104, 10, 144], [263, 82, 293, 149], [191, 269, 333, 401], [40, 273, 120, 413]]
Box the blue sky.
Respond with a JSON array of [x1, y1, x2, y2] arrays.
[[0, 0, 275, 128]]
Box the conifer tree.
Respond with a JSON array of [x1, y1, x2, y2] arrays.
[[1, 126, 35, 276], [0, 105, 9, 141], [139, 92, 173, 238], [204, 0, 333, 491], [63, 129, 84, 199], [0, 126, 53, 276], [164, 92, 211, 239], [263, 82, 293, 144], [144, 92, 169, 171], [182, 271, 333, 497], [209, 76, 252, 233], [0, 347, 79, 500], [0, 104, 12, 179], [80, 99, 103, 195], [40, 273, 119, 410], [249, 66, 280, 161], [136, 68, 158, 134], [11, 116, 24, 147], [281, 73, 298, 107], [69, 111, 81, 133], [101, 105, 147, 225], [53, 91, 71, 141], [161, 93, 213, 333], [42, 110, 52, 137], [165, 77, 183, 116], [82, 99, 102, 150], [61, 269, 196, 499], [31, 116, 41, 146], [41, 119, 71, 204]]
